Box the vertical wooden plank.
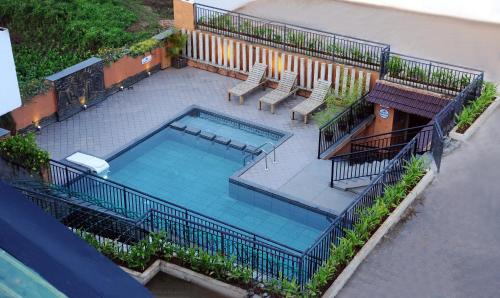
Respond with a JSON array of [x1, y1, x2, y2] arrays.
[[299, 57, 305, 88], [255, 47, 260, 64], [334, 65, 341, 96], [187, 30, 192, 58], [320, 62, 326, 81], [242, 44, 247, 72], [306, 59, 313, 89], [287, 54, 292, 71], [262, 48, 267, 75], [274, 51, 279, 80], [249, 44, 254, 70], [268, 49, 273, 79], [198, 32, 204, 61], [181, 29, 187, 56], [223, 39, 228, 67], [327, 63, 333, 83], [366, 72, 372, 91], [192, 31, 197, 60], [358, 71, 364, 93], [229, 40, 234, 69], [342, 67, 349, 97], [211, 35, 216, 64], [204, 34, 210, 62], [217, 36, 222, 66], [280, 52, 285, 78], [236, 42, 241, 70], [293, 56, 299, 73], [313, 60, 319, 88], [349, 68, 356, 95]]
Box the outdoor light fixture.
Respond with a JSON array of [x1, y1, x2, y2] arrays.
[[82, 104, 88, 110], [120, 86, 124, 91], [32, 121, 41, 131], [147, 71, 151, 76]]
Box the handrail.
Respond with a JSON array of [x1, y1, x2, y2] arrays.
[[256, 142, 277, 170], [350, 124, 433, 143], [317, 92, 373, 158], [195, 4, 390, 70], [194, 4, 390, 47]]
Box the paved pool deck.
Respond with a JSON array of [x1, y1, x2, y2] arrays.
[[36, 67, 355, 214]]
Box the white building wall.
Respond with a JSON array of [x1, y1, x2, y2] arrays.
[[0, 28, 22, 116]]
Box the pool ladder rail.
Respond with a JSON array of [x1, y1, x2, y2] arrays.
[[243, 142, 278, 171]]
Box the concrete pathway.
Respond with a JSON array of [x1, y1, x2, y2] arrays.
[[238, 0, 500, 82], [337, 108, 500, 297]]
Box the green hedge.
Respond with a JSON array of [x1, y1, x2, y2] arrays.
[[0, 133, 50, 172], [456, 82, 497, 133], [80, 231, 253, 287]]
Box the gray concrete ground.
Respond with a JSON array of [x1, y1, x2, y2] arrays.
[[36, 67, 355, 214], [238, 0, 500, 82], [337, 108, 500, 297]]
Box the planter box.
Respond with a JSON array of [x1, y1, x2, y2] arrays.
[[450, 97, 499, 142], [10, 87, 57, 131], [120, 260, 247, 298], [103, 48, 163, 89], [171, 57, 188, 69], [323, 169, 435, 297], [0, 157, 45, 183]]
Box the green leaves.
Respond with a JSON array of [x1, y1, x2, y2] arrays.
[[456, 82, 497, 132], [166, 30, 188, 58], [129, 38, 161, 57], [303, 157, 425, 297], [0, 133, 50, 173], [2, 0, 161, 101], [78, 230, 254, 287]]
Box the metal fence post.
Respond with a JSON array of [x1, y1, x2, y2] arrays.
[[427, 62, 433, 89]]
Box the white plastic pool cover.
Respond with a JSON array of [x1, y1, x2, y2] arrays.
[[66, 152, 109, 178]]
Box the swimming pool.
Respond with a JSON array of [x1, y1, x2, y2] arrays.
[[106, 108, 332, 251]]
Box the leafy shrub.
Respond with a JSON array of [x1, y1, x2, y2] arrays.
[[2, 0, 160, 101], [79, 230, 254, 287], [129, 39, 161, 57], [166, 31, 188, 58], [386, 56, 404, 77], [0, 133, 49, 172], [97, 47, 127, 65], [456, 82, 497, 132], [303, 157, 425, 297]]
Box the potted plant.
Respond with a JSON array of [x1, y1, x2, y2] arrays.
[[167, 30, 188, 69]]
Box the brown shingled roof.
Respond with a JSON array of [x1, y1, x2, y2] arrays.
[[367, 81, 451, 119]]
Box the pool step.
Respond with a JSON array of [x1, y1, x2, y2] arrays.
[[169, 122, 263, 157]]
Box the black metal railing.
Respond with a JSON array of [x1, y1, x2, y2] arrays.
[[380, 51, 484, 96], [350, 124, 433, 154], [302, 139, 417, 280], [195, 4, 390, 70], [317, 93, 373, 158], [38, 160, 306, 282], [430, 73, 483, 170], [330, 144, 407, 186], [21, 185, 305, 282]]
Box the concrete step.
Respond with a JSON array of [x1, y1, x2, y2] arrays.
[[332, 176, 372, 191]]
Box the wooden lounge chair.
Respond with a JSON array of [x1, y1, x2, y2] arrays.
[[258, 71, 298, 114], [228, 63, 267, 104], [291, 79, 332, 124]]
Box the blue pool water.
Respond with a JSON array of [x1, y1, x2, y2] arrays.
[[107, 112, 331, 251]]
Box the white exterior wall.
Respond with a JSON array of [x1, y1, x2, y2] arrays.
[[0, 28, 22, 116]]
